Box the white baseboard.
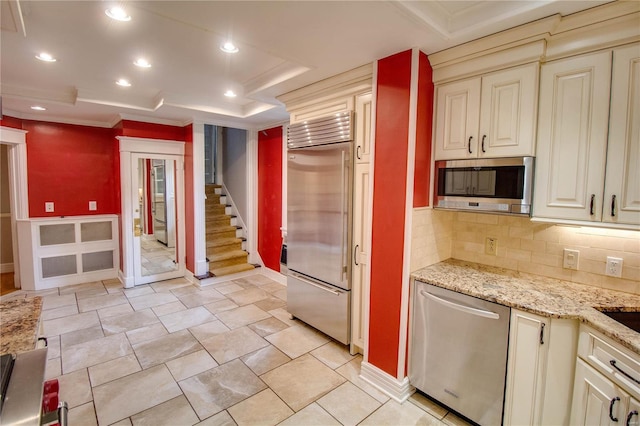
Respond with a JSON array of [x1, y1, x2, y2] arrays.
[[360, 361, 415, 403], [119, 270, 134, 289], [0, 263, 14, 273], [258, 267, 287, 285]]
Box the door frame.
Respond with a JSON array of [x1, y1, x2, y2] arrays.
[[0, 126, 29, 289], [118, 136, 185, 288]]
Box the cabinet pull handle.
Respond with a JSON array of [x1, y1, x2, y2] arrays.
[[354, 244, 359, 266], [481, 135, 486, 153], [539, 322, 545, 345], [611, 194, 617, 217], [590, 194, 596, 215], [468, 136, 473, 154], [356, 145, 362, 160], [627, 410, 638, 426], [611, 359, 640, 384], [610, 397, 621, 422]]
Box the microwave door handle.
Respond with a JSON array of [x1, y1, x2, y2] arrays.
[[420, 290, 500, 320]]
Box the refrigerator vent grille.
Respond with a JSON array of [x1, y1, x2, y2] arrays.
[[287, 111, 353, 148]]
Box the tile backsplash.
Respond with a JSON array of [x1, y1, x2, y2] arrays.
[[411, 209, 640, 295]]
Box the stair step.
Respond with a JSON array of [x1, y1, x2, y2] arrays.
[[206, 216, 231, 227], [206, 239, 243, 255], [205, 226, 239, 238], [205, 204, 227, 214], [205, 184, 222, 194], [209, 263, 256, 277], [208, 250, 249, 269]]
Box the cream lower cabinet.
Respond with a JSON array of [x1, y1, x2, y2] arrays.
[[570, 325, 640, 426], [571, 359, 635, 426], [434, 63, 538, 160], [534, 44, 640, 226], [503, 310, 578, 425]]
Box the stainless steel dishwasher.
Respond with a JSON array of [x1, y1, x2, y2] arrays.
[[409, 280, 511, 426]]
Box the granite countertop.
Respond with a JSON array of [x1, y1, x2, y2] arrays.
[[0, 297, 43, 355], [412, 259, 640, 355]]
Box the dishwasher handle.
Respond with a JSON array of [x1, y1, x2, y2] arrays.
[[420, 290, 501, 320]]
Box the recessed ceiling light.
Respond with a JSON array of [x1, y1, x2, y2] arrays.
[[134, 58, 151, 68], [116, 79, 131, 87], [224, 90, 237, 98], [220, 42, 239, 53], [30, 106, 46, 111], [105, 6, 131, 21], [35, 52, 56, 62]]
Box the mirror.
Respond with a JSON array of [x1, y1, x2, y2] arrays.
[[137, 158, 178, 276]]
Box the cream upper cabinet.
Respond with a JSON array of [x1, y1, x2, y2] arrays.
[[434, 63, 538, 160], [603, 43, 640, 225], [534, 44, 640, 226], [355, 93, 373, 164], [434, 77, 480, 160]]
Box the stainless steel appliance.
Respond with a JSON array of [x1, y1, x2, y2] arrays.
[[434, 156, 534, 216], [409, 281, 511, 425], [286, 112, 353, 345], [0, 348, 68, 426]]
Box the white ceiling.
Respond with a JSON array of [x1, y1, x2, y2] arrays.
[[0, 0, 610, 130]]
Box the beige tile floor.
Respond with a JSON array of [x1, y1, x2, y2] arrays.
[[4, 273, 472, 426]]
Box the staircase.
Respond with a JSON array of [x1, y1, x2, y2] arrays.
[[205, 184, 256, 277]]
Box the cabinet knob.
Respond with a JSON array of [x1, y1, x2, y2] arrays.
[[590, 194, 596, 216], [468, 136, 473, 154], [356, 145, 362, 160], [481, 135, 486, 153], [627, 410, 638, 426]]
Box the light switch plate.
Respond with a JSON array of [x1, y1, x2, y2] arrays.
[[89, 201, 97, 211], [563, 249, 579, 270], [45, 202, 54, 212]]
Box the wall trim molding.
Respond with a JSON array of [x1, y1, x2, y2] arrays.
[[360, 361, 415, 403], [0, 263, 14, 273]]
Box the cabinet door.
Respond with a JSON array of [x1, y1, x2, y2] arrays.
[[533, 51, 612, 222], [504, 310, 549, 425], [571, 359, 630, 426], [355, 93, 373, 164], [434, 78, 481, 160], [603, 43, 640, 225], [350, 161, 370, 354], [479, 63, 538, 157]]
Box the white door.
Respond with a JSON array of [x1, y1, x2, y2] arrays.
[[131, 153, 185, 286]]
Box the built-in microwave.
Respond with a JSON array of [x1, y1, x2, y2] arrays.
[[434, 156, 534, 216]]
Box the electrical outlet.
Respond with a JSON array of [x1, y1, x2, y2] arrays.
[[45, 202, 54, 212], [89, 201, 97, 211], [485, 237, 497, 255], [563, 249, 580, 270], [606, 256, 623, 278]]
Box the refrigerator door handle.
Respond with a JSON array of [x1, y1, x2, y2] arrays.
[[340, 149, 347, 280], [290, 272, 342, 296]]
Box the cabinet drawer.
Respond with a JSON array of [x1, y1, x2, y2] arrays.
[[578, 326, 640, 398]]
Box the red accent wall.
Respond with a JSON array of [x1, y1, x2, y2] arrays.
[[257, 126, 283, 271], [413, 52, 434, 207], [119, 120, 187, 141], [0, 116, 24, 129], [184, 124, 195, 273], [23, 120, 118, 217], [368, 50, 413, 376]]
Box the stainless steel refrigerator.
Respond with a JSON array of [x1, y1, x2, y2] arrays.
[[286, 112, 353, 344]]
